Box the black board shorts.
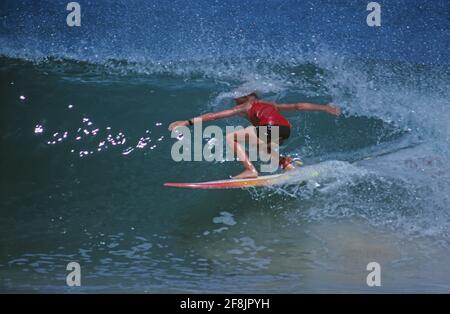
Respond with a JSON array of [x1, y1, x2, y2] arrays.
[[255, 125, 291, 145]]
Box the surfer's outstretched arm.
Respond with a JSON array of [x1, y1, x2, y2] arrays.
[[168, 107, 244, 131], [276, 102, 341, 116]]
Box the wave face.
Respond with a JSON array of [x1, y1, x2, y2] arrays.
[[1, 1, 450, 292]]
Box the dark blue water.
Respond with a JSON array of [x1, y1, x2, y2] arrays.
[[1, 0, 450, 292], [1, 0, 449, 63]]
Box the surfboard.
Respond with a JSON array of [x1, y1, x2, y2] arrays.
[[164, 161, 305, 189]]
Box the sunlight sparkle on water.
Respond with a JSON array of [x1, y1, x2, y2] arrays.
[[34, 124, 44, 134]]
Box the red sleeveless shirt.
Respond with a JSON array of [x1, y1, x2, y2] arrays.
[[247, 101, 291, 127]]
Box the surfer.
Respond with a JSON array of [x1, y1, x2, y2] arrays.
[[168, 92, 341, 179]]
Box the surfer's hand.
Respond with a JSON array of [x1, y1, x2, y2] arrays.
[[168, 120, 189, 131], [326, 104, 341, 116], [168, 120, 188, 131]]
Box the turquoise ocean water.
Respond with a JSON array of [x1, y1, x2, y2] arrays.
[[1, 0, 450, 292]]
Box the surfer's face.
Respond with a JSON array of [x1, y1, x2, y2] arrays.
[[234, 95, 255, 106], [234, 96, 248, 106]]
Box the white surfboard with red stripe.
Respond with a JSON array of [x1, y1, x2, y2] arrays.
[[163, 161, 316, 189]]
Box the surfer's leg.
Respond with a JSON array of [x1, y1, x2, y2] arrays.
[[226, 127, 259, 179], [254, 128, 282, 169]]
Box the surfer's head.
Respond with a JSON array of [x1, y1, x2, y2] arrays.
[[234, 92, 259, 106]]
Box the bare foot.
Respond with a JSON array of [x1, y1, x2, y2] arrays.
[[232, 169, 258, 179], [279, 156, 293, 170], [284, 164, 295, 171]]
